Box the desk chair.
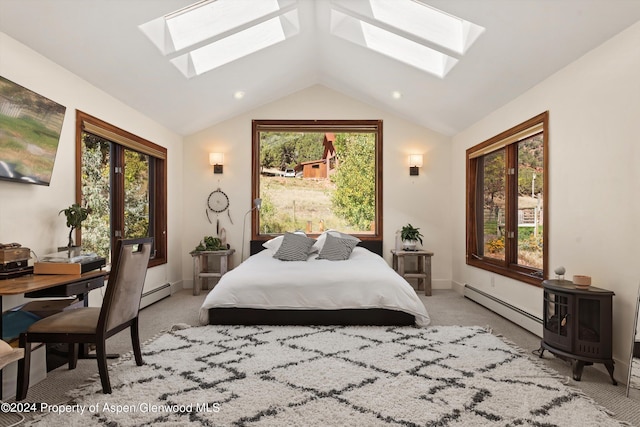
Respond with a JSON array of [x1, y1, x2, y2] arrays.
[[16, 238, 153, 400]]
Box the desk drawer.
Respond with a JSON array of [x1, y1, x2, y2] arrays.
[[25, 276, 105, 298]]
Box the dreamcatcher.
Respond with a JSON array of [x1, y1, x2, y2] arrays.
[[206, 188, 233, 236]]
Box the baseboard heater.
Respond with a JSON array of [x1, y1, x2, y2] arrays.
[[464, 284, 543, 337], [140, 283, 171, 309]]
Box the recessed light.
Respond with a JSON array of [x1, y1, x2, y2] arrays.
[[392, 91, 402, 99], [234, 91, 245, 100]]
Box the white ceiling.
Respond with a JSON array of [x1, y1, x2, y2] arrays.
[[1, 0, 640, 137]]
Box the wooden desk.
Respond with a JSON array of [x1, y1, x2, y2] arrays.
[[191, 249, 235, 296], [0, 270, 106, 298], [391, 249, 434, 296], [0, 270, 107, 398], [1, 270, 107, 341]]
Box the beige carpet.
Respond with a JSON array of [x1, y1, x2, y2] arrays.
[[1, 287, 639, 426]]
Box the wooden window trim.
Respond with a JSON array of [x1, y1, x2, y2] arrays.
[[75, 110, 167, 267], [466, 111, 549, 286]]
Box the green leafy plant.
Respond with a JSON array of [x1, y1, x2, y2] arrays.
[[193, 236, 226, 252], [400, 223, 423, 245], [59, 203, 91, 247]]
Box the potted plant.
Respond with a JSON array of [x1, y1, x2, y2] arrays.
[[400, 223, 423, 250], [59, 203, 91, 252], [192, 235, 227, 253]]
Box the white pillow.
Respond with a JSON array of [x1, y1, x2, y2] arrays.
[[262, 231, 306, 253]]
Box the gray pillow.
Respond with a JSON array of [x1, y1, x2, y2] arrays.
[[312, 230, 361, 253], [316, 232, 358, 261], [273, 232, 317, 261], [329, 230, 361, 243]]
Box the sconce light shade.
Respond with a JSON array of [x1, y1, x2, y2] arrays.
[[209, 152, 224, 174], [409, 154, 423, 176]]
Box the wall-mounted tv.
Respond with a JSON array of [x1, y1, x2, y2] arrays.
[[0, 76, 66, 186]]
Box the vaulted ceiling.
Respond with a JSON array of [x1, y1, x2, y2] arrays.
[[1, 0, 640, 136]]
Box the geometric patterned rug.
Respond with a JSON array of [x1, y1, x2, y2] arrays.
[[27, 325, 626, 426]]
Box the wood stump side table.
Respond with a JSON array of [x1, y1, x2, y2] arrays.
[[391, 249, 434, 296], [191, 249, 235, 296]]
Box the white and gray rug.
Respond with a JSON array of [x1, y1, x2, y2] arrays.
[[28, 325, 625, 426]]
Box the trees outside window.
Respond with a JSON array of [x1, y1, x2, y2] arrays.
[[75, 111, 167, 266], [466, 112, 548, 285], [252, 120, 382, 241]]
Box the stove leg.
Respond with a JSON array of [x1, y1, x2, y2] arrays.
[[572, 360, 585, 381], [604, 361, 617, 385], [534, 341, 545, 358]]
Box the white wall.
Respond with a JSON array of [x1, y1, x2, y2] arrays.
[[182, 85, 453, 289], [451, 21, 640, 376], [0, 33, 185, 310]]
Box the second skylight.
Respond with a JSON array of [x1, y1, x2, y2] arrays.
[[329, 0, 484, 78]]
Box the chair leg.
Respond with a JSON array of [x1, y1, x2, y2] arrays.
[[131, 318, 144, 366], [95, 340, 111, 394], [68, 343, 79, 370], [16, 334, 31, 401]]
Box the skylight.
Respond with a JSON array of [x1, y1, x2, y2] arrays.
[[171, 10, 299, 78], [139, 0, 299, 78], [329, 0, 484, 78], [167, 0, 287, 53], [331, 9, 457, 78]]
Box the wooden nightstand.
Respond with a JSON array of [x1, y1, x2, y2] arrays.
[[190, 249, 235, 296], [391, 249, 434, 296]]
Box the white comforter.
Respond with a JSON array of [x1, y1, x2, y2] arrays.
[[199, 247, 431, 327]]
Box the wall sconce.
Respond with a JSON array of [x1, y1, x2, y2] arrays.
[[409, 154, 423, 176], [209, 152, 224, 174]]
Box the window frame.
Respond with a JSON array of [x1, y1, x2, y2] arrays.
[[251, 119, 383, 241], [75, 110, 167, 267], [465, 111, 549, 285]]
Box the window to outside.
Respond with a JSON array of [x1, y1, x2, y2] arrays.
[[251, 120, 382, 241], [75, 111, 167, 266], [466, 112, 548, 285]]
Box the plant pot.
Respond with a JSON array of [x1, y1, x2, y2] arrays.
[[402, 240, 417, 251]]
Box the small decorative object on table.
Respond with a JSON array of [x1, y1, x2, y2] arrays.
[[400, 223, 423, 251], [573, 275, 591, 289], [554, 266, 566, 281]]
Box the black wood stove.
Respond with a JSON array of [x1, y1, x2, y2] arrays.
[[539, 279, 616, 384]]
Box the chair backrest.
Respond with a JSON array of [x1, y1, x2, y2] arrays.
[[98, 238, 153, 333]]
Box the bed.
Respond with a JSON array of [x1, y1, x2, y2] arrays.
[[198, 233, 431, 327]]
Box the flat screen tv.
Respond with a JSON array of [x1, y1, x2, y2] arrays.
[[0, 76, 66, 186]]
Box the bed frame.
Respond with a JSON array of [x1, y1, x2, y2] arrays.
[[207, 239, 415, 326]]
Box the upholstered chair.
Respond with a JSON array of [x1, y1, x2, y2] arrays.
[[16, 237, 153, 400]]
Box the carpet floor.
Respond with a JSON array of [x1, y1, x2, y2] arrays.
[[25, 324, 626, 426]]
